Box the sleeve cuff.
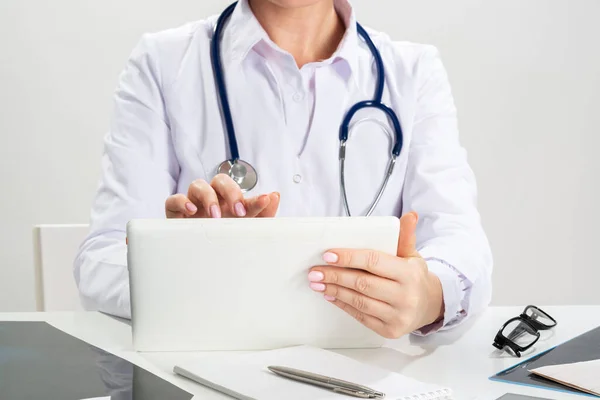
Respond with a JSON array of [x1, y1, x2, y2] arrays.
[[412, 258, 468, 336]]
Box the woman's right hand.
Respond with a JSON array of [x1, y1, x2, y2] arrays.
[[165, 174, 280, 219]]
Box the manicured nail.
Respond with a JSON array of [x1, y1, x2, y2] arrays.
[[309, 282, 326, 292], [185, 202, 197, 213], [323, 252, 338, 264], [210, 204, 221, 219], [324, 295, 336, 302], [234, 202, 246, 217], [409, 212, 417, 224], [308, 271, 324, 282]]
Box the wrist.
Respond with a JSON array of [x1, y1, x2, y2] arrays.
[[421, 271, 445, 328]]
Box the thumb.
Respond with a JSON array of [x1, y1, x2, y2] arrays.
[[397, 212, 420, 258], [257, 192, 280, 218]]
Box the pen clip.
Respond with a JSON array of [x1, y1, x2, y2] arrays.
[[333, 387, 384, 399]]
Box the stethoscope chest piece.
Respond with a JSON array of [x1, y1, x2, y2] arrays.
[[218, 159, 258, 193]]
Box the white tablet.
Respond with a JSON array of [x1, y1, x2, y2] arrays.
[[127, 217, 399, 352]]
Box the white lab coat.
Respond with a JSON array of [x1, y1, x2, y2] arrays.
[[74, 0, 492, 333]]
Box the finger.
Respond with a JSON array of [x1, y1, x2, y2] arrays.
[[165, 194, 197, 218], [310, 282, 396, 323], [397, 212, 419, 258], [244, 194, 271, 218], [308, 267, 398, 304], [187, 179, 221, 218], [322, 249, 401, 281], [326, 297, 391, 338], [257, 192, 280, 218], [211, 174, 246, 217]]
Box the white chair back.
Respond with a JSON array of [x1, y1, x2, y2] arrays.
[[33, 224, 90, 311]]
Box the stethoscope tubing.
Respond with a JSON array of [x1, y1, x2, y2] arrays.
[[211, 2, 240, 162]]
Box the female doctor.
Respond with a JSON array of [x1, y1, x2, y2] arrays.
[[75, 0, 493, 338]]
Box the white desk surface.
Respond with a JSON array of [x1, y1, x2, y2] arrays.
[[1, 306, 599, 400]]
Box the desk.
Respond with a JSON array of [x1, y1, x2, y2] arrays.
[[1, 306, 599, 400]]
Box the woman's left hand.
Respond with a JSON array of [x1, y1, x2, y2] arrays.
[[308, 212, 445, 339]]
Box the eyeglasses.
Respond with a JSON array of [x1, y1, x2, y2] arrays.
[[493, 305, 557, 357]]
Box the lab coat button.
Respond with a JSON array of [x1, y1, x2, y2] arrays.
[[293, 174, 302, 183], [293, 93, 304, 102]]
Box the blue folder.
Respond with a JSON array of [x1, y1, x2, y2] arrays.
[[490, 326, 600, 397]]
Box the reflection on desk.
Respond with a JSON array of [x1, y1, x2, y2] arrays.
[[0, 321, 192, 400]]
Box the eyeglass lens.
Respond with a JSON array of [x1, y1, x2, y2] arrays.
[[524, 306, 555, 328], [503, 319, 538, 348]]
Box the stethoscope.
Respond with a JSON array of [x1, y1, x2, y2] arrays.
[[212, 2, 404, 216]]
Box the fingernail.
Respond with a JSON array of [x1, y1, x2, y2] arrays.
[[210, 204, 221, 219], [410, 212, 418, 224], [323, 252, 338, 264], [185, 202, 197, 213], [309, 282, 326, 292], [234, 202, 246, 217], [324, 295, 336, 302], [308, 271, 324, 282], [403, 212, 417, 225]]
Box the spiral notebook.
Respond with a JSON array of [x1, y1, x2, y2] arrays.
[[174, 345, 452, 400]]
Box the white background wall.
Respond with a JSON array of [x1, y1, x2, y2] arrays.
[[0, 0, 598, 311]]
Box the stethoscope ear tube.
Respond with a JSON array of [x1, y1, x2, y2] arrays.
[[339, 101, 403, 158], [339, 139, 397, 217], [336, 24, 403, 216]]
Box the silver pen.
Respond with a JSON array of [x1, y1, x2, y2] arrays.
[[267, 366, 385, 399]]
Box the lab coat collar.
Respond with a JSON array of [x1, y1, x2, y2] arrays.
[[221, 0, 359, 84]]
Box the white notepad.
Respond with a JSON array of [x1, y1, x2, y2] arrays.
[[530, 359, 600, 396], [173, 345, 452, 400]]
